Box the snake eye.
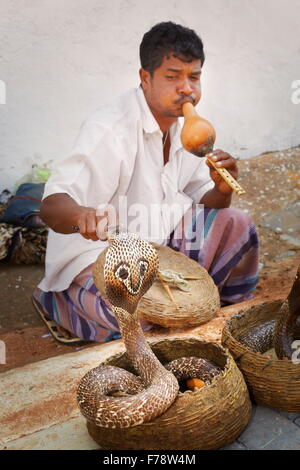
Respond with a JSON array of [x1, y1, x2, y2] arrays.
[[139, 260, 148, 277], [119, 268, 129, 279], [115, 264, 130, 281]]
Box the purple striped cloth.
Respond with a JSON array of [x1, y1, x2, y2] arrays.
[[33, 207, 259, 342]]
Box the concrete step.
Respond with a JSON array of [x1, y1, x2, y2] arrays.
[[2, 415, 99, 450], [0, 339, 125, 446]]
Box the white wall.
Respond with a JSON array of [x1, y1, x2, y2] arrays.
[[0, 0, 300, 191]]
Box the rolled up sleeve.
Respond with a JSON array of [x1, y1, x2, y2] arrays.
[[43, 120, 122, 208]]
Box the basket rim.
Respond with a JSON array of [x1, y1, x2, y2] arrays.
[[222, 299, 300, 366], [101, 336, 237, 388], [224, 298, 283, 325]]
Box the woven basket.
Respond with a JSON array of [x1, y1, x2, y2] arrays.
[[221, 299, 300, 411], [93, 243, 220, 328], [86, 337, 252, 450]]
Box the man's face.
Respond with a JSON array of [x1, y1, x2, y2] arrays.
[[140, 54, 202, 119]]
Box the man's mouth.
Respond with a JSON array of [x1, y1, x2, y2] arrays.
[[174, 97, 195, 106]]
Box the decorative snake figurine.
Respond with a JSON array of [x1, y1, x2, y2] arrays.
[[77, 228, 221, 429], [239, 267, 300, 359]]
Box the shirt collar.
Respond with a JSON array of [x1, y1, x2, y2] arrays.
[[136, 86, 160, 134], [136, 86, 184, 152], [170, 118, 184, 153]]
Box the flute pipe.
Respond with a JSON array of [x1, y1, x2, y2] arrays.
[[207, 157, 246, 196]]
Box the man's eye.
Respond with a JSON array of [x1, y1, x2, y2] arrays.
[[166, 76, 175, 80]]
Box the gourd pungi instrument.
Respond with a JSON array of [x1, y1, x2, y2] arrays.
[[181, 102, 246, 196]]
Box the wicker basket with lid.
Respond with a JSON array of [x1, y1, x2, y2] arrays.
[[93, 243, 220, 328]]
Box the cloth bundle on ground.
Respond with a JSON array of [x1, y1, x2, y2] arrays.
[[0, 183, 48, 264]]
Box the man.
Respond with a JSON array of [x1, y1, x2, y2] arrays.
[[33, 22, 259, 343]]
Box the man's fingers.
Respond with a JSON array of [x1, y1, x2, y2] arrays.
[[81, 233, 93, 240], [206, 150, 238, 178], [85, 212, 99, 240], [214, 157, 236, 169], [76, 215, 87, 237], [206, 158, 215, 170], [73, 206, 119, 241], [74, 210, 103, 241], [207, 150, 231, 162], [96, 205, 119, 240]]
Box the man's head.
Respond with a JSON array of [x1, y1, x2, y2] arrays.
[[139, 22, 205, 125], [140, 22, 205, 75]]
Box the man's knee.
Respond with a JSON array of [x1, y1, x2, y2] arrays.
[[218, 207, 254, 228]]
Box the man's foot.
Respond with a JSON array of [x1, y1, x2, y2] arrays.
[[32, 296, 87, 345], [55, 324, 78, 339]]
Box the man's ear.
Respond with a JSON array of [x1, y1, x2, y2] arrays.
[[139, 68, 150, 91]]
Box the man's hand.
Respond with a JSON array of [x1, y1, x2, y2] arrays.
[[72, 207, 111, 241], [40, 194, 118, 240], [206, 149, 238, 196]]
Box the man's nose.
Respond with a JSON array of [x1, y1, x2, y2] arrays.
[[177, 78, 193, 95]]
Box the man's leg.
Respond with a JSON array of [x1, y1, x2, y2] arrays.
[[33, 263, 153, 342], [169, 207, 259, 305]]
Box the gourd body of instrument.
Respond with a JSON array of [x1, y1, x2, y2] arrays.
[[181, 102, 246, 196], [181, 102, 216, 157]]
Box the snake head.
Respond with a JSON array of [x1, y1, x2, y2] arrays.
[[104, 232, 159, 314]]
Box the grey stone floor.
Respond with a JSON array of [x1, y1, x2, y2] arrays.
[[222, 404, 300, 450]]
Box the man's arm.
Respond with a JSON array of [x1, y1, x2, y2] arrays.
[[200, 186, 232, 208], [40, 193, 109, 241], [199, 149, 238, 209]]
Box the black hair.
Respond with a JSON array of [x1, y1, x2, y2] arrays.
[[140, 21, 205, 75]]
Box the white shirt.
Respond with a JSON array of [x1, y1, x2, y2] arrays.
[[39, 87, 214, 292]]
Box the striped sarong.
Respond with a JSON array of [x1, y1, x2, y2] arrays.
[[33, 207, 259, 342]]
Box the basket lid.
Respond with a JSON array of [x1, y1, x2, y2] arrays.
[[93, 243, 220, 328]]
